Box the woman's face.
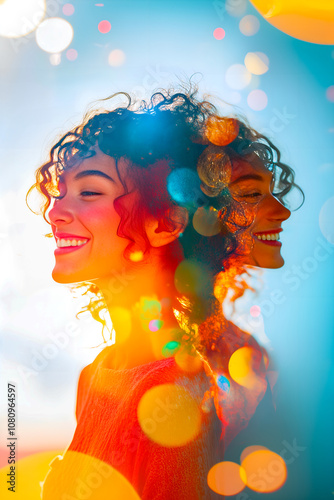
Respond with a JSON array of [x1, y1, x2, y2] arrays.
[[49, 152, 132, 284], [228, 154, 291, 268]]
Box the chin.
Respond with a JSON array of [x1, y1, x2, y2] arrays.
[[52, 269, 78, 284]]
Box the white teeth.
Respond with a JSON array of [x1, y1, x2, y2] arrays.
[[57, 238, 88, 248], [255, 232, 280, 241]]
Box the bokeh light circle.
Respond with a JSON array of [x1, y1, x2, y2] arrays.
[[49, 53, 61, 66], [108, 49, 126, 66], [207, 461, 247, 496], [319, 196, 334, 245], [239, 14, 260, 36], [0, 0, 46, 38], [247, 89, 268, 111], [228, 346, 266, 390], [249, 0, 334, 44], [162, 340, 181, 357], [217, 375, 230, 393], [250, 305, 261, 317], [36, 17, 74, 53], [244, 52, 269, 75], [0, 449, 141, 499], [241, 450, 287, 493], [326, 85, 334, 102], [225, 64, 252, 90], [213, 27, 225, 40], [167, 168, 203, 207], [137, 384, 201, 446], [98, 20, 111, 33], [149, 319, 163, 332], [192, 206, 221, 237], [62, 3, 74, 16], [66, 48, 77, 61]]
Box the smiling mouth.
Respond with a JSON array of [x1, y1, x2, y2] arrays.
[[253, 230, 282, 247], [55, 238, 89, 254]]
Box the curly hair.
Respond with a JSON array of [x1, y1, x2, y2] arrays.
[[27, 86, 303, 345]]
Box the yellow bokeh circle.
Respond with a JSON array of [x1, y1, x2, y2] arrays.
[[137, 383, 201, 447], [249, 0, 334, 45], [207, 461, 247, 496]]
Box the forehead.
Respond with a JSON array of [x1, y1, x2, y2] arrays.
[[230, 154, 272, 183], [58, 151, 128, 184]]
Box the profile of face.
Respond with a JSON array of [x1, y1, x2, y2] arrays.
[[49, 153, 132, 284], [48, 151, 185, 285], [228, 154, 291, 269]]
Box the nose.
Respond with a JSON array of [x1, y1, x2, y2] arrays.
[[267, 194, 291, 222], [48, 197, 74, 225]]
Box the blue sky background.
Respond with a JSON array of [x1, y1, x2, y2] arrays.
[[0, 1, 333, 498]]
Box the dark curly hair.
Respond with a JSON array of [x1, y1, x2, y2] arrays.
[[27, 86, 303, 346]]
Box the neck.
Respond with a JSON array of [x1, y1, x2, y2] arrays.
[[93, 250, 182, 369]]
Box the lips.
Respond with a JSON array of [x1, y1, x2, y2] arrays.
[[253, 228, 282, 247], [54, 232, 90, 239]]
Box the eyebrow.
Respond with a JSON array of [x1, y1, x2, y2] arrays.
[[73, 169, 115, 182], [229, 174, 265, 186]]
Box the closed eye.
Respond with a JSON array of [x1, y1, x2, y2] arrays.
[[80, 191, 101, 196], [239, 192, 262, 198]]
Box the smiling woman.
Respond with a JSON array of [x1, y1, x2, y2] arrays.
[[27, 87, 303, 499]]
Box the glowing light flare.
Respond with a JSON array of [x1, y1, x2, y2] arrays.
[[217, 374, 230, 393], [108, 49, 126, 66], [244, 52, 269, 75], [249, 0, 334, 44], [225, 64, 252, 90], [137, 384, 201, 446], [205, 116, 239, 146], [66, 48, 77, 61], [149, 319, 164, 332], [62, 3, 74, 16], [239, 14, 260, 36], [162, 340, 180, 357], [213, 27, 225, 40], [319, 196, 334, 245], [98, 20, 111, 33], [39, 451, 141, 499], [110, 307, 132, 344], [0, 0, 46, 38], [250, 305, 261, 317], [35, 17, 74, 53], [326, 85, 334, 102], [228, 346, 267, 390], [240, 445, 268, 462], [241, 450, 287, 493], [247, 89, 268, 111], [207, 461, 247, 496], [129, 250, 144, 262], [192, 206, 221, 237]]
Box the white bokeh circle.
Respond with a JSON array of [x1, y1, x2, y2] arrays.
[[36, 17, 74, 54], [225, 64, 252, 90], [0, 0, 46, 38]]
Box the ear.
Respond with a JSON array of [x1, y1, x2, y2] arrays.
[[145, 206, 189, 248]]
